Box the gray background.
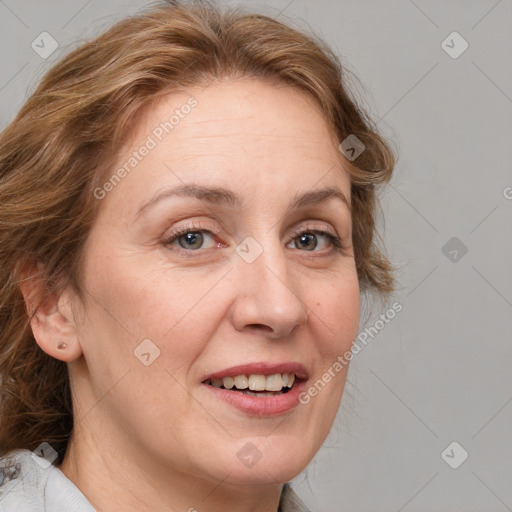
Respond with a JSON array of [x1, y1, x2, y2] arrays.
[[1, 1, 511, 511]]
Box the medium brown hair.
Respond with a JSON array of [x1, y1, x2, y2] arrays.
[[0, 0, 396, 463]]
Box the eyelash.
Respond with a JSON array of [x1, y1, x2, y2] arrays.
[[162, 222, 345, 255]]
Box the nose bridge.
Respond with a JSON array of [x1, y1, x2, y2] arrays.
[[231, 233, 308, 337]]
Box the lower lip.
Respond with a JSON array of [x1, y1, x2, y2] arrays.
[[202, 380, 307, 417]]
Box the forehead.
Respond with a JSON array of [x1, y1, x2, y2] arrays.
[[98, 79, 350, 221], [134, 78, 341, 158]]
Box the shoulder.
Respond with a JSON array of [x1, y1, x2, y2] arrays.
[[0, 448, 94, 512], [0, 448, 46, 510]]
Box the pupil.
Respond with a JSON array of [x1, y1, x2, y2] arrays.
[[299, 233, 317, 251], [180, 232, 203, 249]]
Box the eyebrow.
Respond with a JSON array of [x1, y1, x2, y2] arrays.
[[134, 183, 351, 221]]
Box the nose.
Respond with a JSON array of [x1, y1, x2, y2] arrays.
[[230, 241, 309, 339]]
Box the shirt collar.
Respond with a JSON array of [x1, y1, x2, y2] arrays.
[[278, 483, 312, 512], [1, 450, 312, 512]]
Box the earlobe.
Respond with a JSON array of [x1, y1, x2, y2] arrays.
[[46, 336, 82, 362], [17, 260, 83, 363]]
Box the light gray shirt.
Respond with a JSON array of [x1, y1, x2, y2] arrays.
[[0, 449, 311, 511]]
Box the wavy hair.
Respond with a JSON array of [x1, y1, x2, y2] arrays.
[[0, 0, 396, 463]]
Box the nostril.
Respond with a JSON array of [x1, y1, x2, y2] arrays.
[[248, 324, 272, 332]]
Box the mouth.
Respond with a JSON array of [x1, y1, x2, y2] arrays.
[[200, 362, 308, 416], [203, 372, 298, 397]]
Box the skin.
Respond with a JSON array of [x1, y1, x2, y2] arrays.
[[20, 78, 360, 512]]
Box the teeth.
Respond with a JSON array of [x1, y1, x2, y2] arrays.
[[222, 376, 234, 389], [234, 375, 248, 389], [248, 374, 266, 391], [209, 373, 296, 392], [265, 373, 283, 391]]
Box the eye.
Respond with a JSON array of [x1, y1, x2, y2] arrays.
[[287, 227, 344, 252], [163, 222, 220, 252], [162, 222, 345, 255]]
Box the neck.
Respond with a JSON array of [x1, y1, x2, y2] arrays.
[[58, 424, 284, 512]]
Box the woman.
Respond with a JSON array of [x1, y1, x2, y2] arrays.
[[0, 1, 396, 510]]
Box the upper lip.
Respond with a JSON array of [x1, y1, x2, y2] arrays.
[[202, 362, 308, 382]]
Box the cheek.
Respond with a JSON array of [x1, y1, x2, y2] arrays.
[[301, 273, 359, 413], [311, 272, 361, 357], [77, 253, 225, 428], [86, 248, 224, 351], [305, 277, 359, 428]]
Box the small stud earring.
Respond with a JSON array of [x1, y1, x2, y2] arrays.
[[57, 341, 67, 350]]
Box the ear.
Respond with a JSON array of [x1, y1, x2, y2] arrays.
[[17, 260, 83, 363]]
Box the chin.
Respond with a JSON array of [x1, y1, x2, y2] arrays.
[[211, 439, 315, 487], [221, 463, 308, 488]]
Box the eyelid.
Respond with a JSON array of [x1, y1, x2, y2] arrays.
[[163, 219, 221, 240], [164, 219, 339, 243], [288, 223, 338, 240]]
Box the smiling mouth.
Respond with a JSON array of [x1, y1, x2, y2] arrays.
[[203, 372, 297, 397]]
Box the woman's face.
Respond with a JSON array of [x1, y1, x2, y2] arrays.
[[69, 78, 360, 486]]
